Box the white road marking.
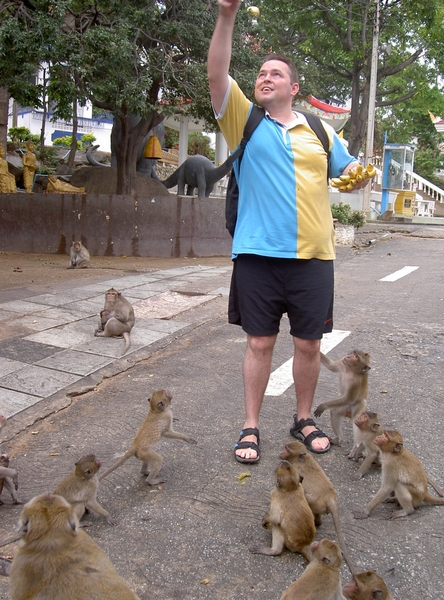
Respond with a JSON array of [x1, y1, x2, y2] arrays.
[[379, 266, 419, 282], [265, 329, 351, 396]]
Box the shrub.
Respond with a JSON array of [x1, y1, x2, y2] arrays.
[[8, 127, 39, 145], [331, 202, 366, 229]]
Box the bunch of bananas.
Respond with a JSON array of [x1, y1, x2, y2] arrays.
[[330, 164, 377, 192]]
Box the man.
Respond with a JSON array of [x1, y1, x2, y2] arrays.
[[208, 0, 368, 463]]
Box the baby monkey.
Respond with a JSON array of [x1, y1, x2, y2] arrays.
[[99, 390, 197, 486], [315, 350, 371, 446], [343, 570, 394, 599]]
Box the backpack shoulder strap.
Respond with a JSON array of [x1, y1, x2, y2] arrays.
[[227, 105, 265, 166], [304, 113, 330, 156]]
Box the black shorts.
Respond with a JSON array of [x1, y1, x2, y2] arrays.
[[228, 254, 334, 339]]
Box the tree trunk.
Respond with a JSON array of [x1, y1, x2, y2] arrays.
[[39, 68, 48, 155], [113, 111, 163, 196], [348, 63, 370, 158], [68, 98, 78, 169], [0, 87, 9, 150]]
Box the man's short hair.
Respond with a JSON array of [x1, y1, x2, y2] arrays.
[[261, 54, 299, 84]]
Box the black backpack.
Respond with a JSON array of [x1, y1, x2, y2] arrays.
[[225, 107, 331, 237]]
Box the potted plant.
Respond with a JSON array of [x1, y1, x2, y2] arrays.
[[330, 202, 366, 245]]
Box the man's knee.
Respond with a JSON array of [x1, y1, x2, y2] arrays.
[[247, 334, 277, 355], [293, 337, 320, 357]]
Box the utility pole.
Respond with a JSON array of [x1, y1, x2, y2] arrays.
[[363, 0, 380, 214]]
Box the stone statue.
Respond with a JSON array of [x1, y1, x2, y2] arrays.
[[160, 154, 234, 197], [22, 140, 37, 193], [47, 175, 85, 194], [0, 143, 16, 193]]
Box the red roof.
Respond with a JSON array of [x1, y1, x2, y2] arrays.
[[308, 95, 350, 114]]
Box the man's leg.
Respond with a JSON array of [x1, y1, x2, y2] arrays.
[[235, 333, 277, 461], [293, 336, 329, 452]]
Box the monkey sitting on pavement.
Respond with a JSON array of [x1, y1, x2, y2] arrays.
[[250, 460, 315, 559], [0, 454, 22, 505], [95, 287, 135, 356], [280, 538, 347, 600], [53, 454, 116, 526], [68, 240, 90, 269], [9, 493, 140, 600], [99, 389, 197, 486], [353, 429, 444, 519], [280, 440, 355, 574], [315, 350, 371, 447], [343, 570, 394, 599]]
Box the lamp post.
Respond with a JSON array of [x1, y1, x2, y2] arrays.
[[363, 0, 380, 215]]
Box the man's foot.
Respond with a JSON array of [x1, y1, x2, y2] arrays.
[[234, 428, 260, 463], [290, 417, 330, 454]]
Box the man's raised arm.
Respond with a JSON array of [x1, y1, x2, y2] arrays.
[[207, 0, 241, 114]]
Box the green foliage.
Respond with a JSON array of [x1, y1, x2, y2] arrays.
[[331, 203, 366, 228], [188, 133, 214, 161], [164, 128, 179, 149], [52, 134, 96, 150], [7, 127, 38, 145]]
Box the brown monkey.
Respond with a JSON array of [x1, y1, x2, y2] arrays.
[[280, 440, 355, 573], [250, 460, 315, 558], [9, 493, 140, 599], [280, 538, 347, 600], [0, 454, 22, 505], [68, 240, 90, 269], [0, 413, 7, 436], [53, 454, 116, 526], [94, 287, 135, 355], [99, 389, 197, 486], [314, 350, 371, 446], [350, 411, 383, 480], [353, 429, 444, 519], [343, 570, 394, 599]]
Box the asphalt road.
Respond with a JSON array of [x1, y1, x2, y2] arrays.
[[0, 225, 443, 599]]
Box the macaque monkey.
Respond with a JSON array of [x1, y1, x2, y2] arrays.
[[280, 538, 347, 600], [0, 454, 22, 505], [314, 350, 371, 446], [95, 287, 135, 355], [0, 413, 7, 436], [99, 389, 197, 486], [250, 460, 315, 558], [280, 440, 355, 573], [53, 454, 116, 526], [343, 570, 394, 599], [68, 240, 90, 269], [350, 411, 383, 480], [9, 493, 140, 599], [353, 430, 444, 519]]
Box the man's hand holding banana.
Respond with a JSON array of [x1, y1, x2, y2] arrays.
[[331, 162, 376, 192]]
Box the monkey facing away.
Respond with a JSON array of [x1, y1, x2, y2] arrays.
[[9, 493, 140, 600], [280, 538, 347, 600], [353, 429, 444, 519], [250, 460, 315, 559], [68, 241, 90, 269], [280, 440, 355, 573], [0, 454, 22, 505], [314, 350, 371, 447], [94, 287, 135, 356], [342, 570, 394, 599], [99, 389, 197, 486], [350, 411, 383, 480], [53, 454, 116, 526]]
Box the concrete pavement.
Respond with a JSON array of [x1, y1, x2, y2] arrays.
[[1, 222, 444, 600]]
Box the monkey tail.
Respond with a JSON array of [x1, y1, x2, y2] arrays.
[[423, 491, 444, 505], [329, 502, 357, 574], [98, 450, 135, 481], [122, 332, 131, 356]]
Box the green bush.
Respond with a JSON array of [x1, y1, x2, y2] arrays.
[[52, 134, 96, 150], [331, 202, 366, 228], [7, 126, 39, 145]]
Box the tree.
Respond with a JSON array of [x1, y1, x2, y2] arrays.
[[260, 0, 444, 157], [0, 0, 262, 195]]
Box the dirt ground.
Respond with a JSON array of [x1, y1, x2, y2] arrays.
[[0, 251, 232, 293]]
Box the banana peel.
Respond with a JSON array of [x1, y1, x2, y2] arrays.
[[331, 163, 377, 192]]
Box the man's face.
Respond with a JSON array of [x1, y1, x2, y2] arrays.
[[254, 60, 299, 108]]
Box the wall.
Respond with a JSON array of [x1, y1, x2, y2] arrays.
[[0, 193, 232, 258]]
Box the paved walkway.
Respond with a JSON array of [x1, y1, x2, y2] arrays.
[[0, 265, 232, 420]]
